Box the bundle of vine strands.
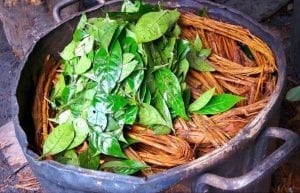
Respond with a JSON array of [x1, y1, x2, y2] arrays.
[[32, 0, 277, 176]]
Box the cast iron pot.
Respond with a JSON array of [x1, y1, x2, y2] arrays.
[[12, 0, 300, 192]]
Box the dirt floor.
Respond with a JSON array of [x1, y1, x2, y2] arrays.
[[0, 0, 299, 193], [0, 150, 19, 193]]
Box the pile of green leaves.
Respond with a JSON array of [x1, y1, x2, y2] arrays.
[[42, 0, 243, 175]]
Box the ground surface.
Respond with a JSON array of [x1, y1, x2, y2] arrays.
[[0, 0, 299, 192], [264, 2, 300, 193]]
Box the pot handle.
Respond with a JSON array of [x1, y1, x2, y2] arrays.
[[195, 127, 300, 192], [53, 0, 105, 23]]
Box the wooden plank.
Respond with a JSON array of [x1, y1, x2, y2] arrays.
[[0, 2, 54, 59], [0, 121, 27, 171], [0, 1, 79, 59], [0, 122, 42, 192]]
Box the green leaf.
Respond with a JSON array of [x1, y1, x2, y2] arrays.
[[199, 48, 211, 58], [188, 35, 214, 72], [123, 137, 139, 147], [143, 88, 151, 104], [192, 58, 210, 71], [113, 1, 159, 21], [176, 58, 189, 82], [152, 124, 171, 135], [238, 43, 254, 60], [43, 122, 75, 156], [182, 85, 191, 109], [62, 60, 73, 75], [79, 146, 100, 170], [50, 74, 66, 101], [286, 86, 300, 102], [94, 94, 128, 113], [154, 93, 172, 128], [87, 105, 107, 131], [88, 18, 118, 52], [110, 21, 128, 47], [121, 0, 140, 13], [94, 41, 122, 93], [84, 88, 97, 100], [60, 41, 76, 60], [75, 36, 94, 57], [56, 149, 79, 166], [60, 85, 76, 105], [176, 40, 191, 62], [121, 0, 159, 15], [171, 39, 190, 75], [138, 83, 147, 103], [124, 105, 138, 125], [57, 109, 72, 124], [76, 14, 87, 30], [74, 77, 85, 93], [138, 103, 169, 129], [87, 17, 104, 25], [74, 54, 92, 74], [109, 12, 142, 22], [121, 37, 138, 53], [119, 53, 139, 82], [89, 132, 127, 158], [123, 70, 144, 94], [160, 37, 176, 65], [101, 160, 148, 175], [188, 87, 215, 112], [135, 10, 180, 43], [151, 63, 170, 73], [197, 94, 244, 115], [93, 47, 107, 64], [155, 68, 188, 119], [188, 52, 215, 72], [67, 118, 89, 149], [146, 42, 163, 68], [138, 83, 152, 104], [106, 115, 122, 132], [73, 29, 87, 42], [171, 24, 181, 38], [123, 52, 135, 63], [69, 96, 91, 117], [194, 35, 203, 52], [136, 1, 159, 15], [110, 127, 127, 144]]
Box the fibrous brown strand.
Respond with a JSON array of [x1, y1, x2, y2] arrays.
[[175, 12, 276, 157], [124, 147, 153, 176], [32, 55, 60, 152], [127, 125, 194, 167], [179, 12, 277, 70]]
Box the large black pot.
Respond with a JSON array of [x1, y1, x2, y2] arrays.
[[12, 0, 300, 192]]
